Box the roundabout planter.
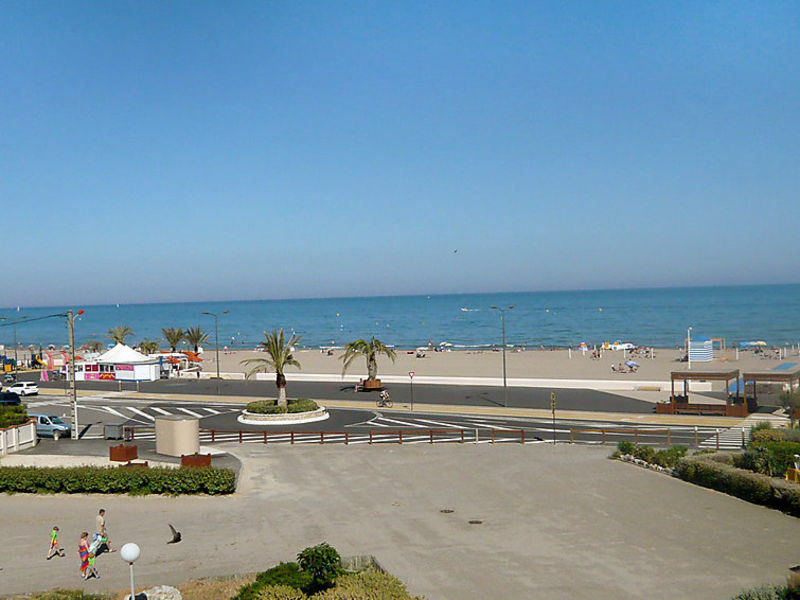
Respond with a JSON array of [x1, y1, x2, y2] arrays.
[[237, 406, 330, 426]]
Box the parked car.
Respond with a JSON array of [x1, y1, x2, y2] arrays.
[[8, 381, 38, 396], [0, 391, 21, 406], [29, 413, 72, 440]]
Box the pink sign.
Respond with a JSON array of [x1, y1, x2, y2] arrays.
[[115, 364, 134, 372]]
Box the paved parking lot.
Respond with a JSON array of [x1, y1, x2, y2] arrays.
[[1, 443, 798, 599]]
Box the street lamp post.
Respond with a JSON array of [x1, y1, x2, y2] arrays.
[[687, 326, 693, 371], [120, 542, 141, 600], [490, 305, 515, 408], [202, 310, 228, 395]]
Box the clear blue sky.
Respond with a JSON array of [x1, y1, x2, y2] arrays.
[[2, 1, 798, 306]]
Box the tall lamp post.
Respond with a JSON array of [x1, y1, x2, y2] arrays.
[[490, 305, 515, 408], [202, 310, 228, 395], [687, 326, 693, 371], [120, 542, 141, 600]]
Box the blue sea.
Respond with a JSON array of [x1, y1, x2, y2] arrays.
[[1, 285, 798, 350]]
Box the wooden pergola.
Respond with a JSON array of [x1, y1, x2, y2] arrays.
[[670, 369, 741, 402], [741, 368, 800, 404]]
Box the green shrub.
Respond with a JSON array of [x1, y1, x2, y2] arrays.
[[632, 444, 656, 462], [288, 398, 319, 413], [735, 447, 776, 476], [313, 570, 424, 600], [298, 542, 343, 594], [758, 441, 800, 475], [0, 466, 235, 495], [782, 429, 800, 443], [0, 405, 29, 428], [256, 563, 313, 591], [675, 457, 800, 516], [617, 441, 635, 455], [730, 585, 786, 600], [750, 427, 786, 444], [256, 585, 308, 600], [651, 445, 688, 468], [32, 591, 112, 600], [247, 399, 319, 415]]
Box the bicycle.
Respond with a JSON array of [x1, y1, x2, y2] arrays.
[[376, 391, 393, 408]]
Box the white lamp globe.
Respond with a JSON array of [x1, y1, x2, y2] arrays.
[[120, 542, 141, 563]]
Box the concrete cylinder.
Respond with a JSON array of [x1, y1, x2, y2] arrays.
[[155, 415, 199, 457]]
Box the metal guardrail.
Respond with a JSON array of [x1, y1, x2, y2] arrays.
[[568, 427, 721, 449]]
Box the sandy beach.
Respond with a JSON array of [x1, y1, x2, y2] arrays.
[[202, 346, 795, 385]]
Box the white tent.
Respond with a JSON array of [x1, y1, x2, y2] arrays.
[[97, 344, 152, 364]]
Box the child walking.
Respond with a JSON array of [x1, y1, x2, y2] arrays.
[[85, 552, 100, 579], [47, 526, 65, 559], [78, 532, 90, 580]]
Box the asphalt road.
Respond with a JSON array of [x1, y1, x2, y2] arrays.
[[27, 395, 742, 449], [31, 377, 655, 413]]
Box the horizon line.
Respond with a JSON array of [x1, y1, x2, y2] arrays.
[[2, 281, 798, 312]]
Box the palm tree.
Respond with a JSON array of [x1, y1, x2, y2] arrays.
[[138, 339, 160, 355], [162, 327, 185, 352], [85, 339, 105, 353], [184, 326, 209, 353], [241, 329, 301, 406], [341, 337, 396, 383], [107, 325, 134, 345]]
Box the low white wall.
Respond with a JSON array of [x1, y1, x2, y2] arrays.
[[0, 421, 37, 456]]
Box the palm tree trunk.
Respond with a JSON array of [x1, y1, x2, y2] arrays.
[[367, 355, 378, 380], [276, 372, 287, 407]]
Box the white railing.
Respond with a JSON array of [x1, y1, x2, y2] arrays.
[[0, 420, 37, 456]]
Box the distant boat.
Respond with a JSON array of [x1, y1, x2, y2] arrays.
[[460, 307, 479, 312]]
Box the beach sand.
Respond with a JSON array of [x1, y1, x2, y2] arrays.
[[203, 346, 793, 384]]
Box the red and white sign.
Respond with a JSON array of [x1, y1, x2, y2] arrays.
[[409, 371, 415, 379]]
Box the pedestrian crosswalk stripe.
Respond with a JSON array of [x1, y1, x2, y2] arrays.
[[128, 407, 155, 421], [176, 407, 204, 418], [413, 418, 466, 429], [150, 407, 172, 415]]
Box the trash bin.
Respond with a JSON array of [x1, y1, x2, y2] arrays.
[[155, 415, 199, 457], [104, 423, 125, 440]]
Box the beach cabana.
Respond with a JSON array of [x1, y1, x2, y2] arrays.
[[657, 369, 748, 417], [688, 336, 714, 362], [742, 366, 800, 406]]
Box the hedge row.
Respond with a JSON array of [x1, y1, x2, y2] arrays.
[[254, 570, 424, 600], [247, 398, 319, 415], [0, 405, 29, 428], [0, 466, 236, 495], [674, 457, 800, 517]]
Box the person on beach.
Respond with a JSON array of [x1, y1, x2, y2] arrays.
[[47, 526, 65, 559], [78, 532, 90, 579]]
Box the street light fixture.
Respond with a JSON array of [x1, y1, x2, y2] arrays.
[[490, 305, 515, 408], [120, 542, 141, 600], [202, 310, 229, 395], [687, 326, 693, 371]]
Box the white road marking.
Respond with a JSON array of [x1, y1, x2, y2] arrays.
[[413, 418, 466, 429], [201, 407, 221, 414], [128, 407, 155, 421], [98, 405, 127, 418], [150, 407, 172, 415], [176, 407, 204, 418], [374, 417, 425, 428]]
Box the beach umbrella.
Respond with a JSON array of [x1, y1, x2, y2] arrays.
[[626, 360, 639, 368]]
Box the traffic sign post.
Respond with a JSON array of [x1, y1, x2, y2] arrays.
[[409, 371, 415, 411], [550, 391, 557, 445]]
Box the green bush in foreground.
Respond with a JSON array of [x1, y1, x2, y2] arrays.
[[298, 542, 343, 594], [252, 570, 424, 600], [0, 466, 235, 495], [247, 398, 319, 415], [0, 404, 29, 428], [675, 457, 800, 517], [31, 590, 112, 600], [731, 573, 800, 599], [615, 442, 687, 468]]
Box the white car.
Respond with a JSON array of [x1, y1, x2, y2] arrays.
[[8, 381, 38, 396]]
